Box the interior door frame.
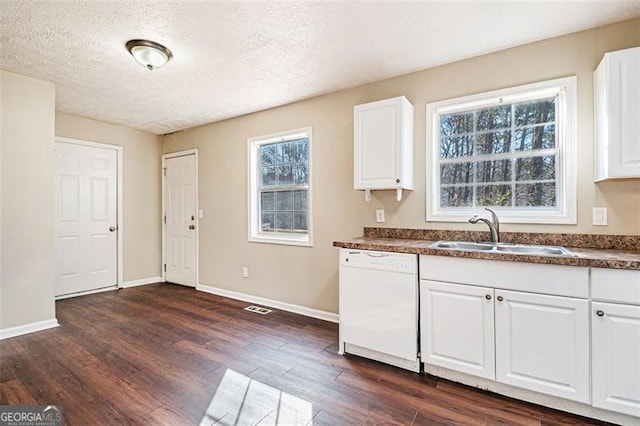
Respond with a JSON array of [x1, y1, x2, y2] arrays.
[[161, 149, 199, 286], [54, 136, 124, 290]]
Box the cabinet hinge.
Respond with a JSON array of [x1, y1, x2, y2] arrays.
[[164, 215, 166, 224], [164, 264, 167, 272], [163, 168, 167, 176]]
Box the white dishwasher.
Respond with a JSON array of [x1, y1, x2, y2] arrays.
[[339, 248, 420, 372]]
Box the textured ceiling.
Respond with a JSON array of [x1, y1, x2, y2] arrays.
[[1, 1, 639, 135]]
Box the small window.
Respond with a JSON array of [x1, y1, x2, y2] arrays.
[[426, 77, 576, 224], [248, 127, 312, 246]]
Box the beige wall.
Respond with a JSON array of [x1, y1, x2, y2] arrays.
[[55, 113, 163, 282], [1, 71, 56, 329], [163, 19, 640, 314]]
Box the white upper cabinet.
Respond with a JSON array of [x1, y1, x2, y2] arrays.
[[594, 46, 640, 181], [354, 96, 414, 201]]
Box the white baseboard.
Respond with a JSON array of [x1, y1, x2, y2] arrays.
[[0, 319, 59, 340], [56, 285, 117, 300], [196, 284, 339, 323], [121, 276, 164, 288]]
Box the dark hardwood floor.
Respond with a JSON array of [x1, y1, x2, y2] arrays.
[[1, 284, 609, 425]]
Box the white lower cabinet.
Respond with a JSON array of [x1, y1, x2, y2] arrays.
[[421, 280, 495, 379], [420, 280, 590, 403], [494, 290, 590, 403], [592, 301, 640, 417]]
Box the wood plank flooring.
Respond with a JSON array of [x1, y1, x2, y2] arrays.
[[0, 284, 610, 425]]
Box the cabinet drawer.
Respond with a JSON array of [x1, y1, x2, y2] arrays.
[[591, 268, 640, 304]]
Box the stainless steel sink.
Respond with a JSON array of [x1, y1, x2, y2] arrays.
[[430, 241, 575, 257], [429, 241, 495, 251], [494, 245, 574, 256]]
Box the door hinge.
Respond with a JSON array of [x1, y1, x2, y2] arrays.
[[164, 215, 166, 224], [164, 264, 167, 272]]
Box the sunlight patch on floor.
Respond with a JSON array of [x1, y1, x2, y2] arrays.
[[200, 369, 314, 426]]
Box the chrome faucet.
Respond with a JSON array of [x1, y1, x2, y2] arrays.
[[469, 208, 500, 243]]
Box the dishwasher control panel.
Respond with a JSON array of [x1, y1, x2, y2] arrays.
[[340, 249, 417, 274]]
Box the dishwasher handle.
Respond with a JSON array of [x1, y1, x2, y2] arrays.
[[366, 252, 390, 258]]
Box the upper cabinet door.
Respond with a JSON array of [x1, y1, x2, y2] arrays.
[[595, 46, 640, 181], [354, 96, 414, 191], [494, 290, 590, 403]]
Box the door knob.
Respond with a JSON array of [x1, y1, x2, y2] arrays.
[[109, 226, 116, 232], [189, 225, 195, 230]]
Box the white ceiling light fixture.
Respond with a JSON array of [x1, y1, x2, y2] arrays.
[[126, 39, 173, 70]]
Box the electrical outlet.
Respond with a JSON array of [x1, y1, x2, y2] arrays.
[[242, 267, 249, 278], [376, 209, 385, 223], [199, 209, 204, 219], [592, 207, 608, 226]]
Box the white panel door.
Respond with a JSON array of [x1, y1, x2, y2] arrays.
[[55, 142, 117, 296], [495, 290, 589, 403], [164, 154, 197, 286], [592, 302, 640, 417], [420, 280, 495, 380]]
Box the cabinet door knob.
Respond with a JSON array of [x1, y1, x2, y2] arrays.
[[395, 178, 400, 183], [485, 294, 492, 300], [596, 310, 605, 317], [497, 296, 504, 302], [188, 224, 195, 230], [109, 226, 116, 232]]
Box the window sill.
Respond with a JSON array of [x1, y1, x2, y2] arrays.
[[427, 208, 576, 225], [248, 234, 313, 247]]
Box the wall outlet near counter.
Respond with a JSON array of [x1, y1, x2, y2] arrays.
[[242, 267, 249, 278], [376, 209, 385, 223], [592, 207, 608, 226]]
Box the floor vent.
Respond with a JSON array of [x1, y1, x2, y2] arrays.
[[244, 305, 273, 315]]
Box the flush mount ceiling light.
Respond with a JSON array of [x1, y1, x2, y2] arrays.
[[126, 39, 173, 70]]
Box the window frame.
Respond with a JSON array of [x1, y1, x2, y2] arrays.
[[247, 127, 313, 246], [426, 76, 577, 224]]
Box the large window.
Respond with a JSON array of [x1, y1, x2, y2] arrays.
[[426, 77, 576, 224], [248, 127, 312, 246]]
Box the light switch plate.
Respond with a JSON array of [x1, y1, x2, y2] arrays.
[[242, 267, 249, 278], [376, 209, 385, 223], [592, 207, 608, 226], [199, 209, 204, 219]]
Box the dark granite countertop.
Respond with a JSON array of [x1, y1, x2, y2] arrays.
[[333, 228, 640, 270]]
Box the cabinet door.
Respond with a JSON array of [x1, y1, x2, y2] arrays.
[[421, 280, 495, 379], [595, 46, 640, 180], [592, 302, 640, 417], [354, 97, 404, 190], [495, 290, 589, 403]]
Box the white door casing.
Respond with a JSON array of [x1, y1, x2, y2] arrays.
[[163, 151, 198, 287], [54, 139, 121, 297]]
